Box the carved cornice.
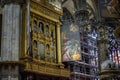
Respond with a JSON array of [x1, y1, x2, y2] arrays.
[[30, 0, 62, 21], [1, 0, 24, 6]]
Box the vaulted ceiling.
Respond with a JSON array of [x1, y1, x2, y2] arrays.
[[62, 0, 97, 19]]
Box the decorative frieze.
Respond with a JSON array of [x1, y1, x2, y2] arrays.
[[30, 0, 61, 20]]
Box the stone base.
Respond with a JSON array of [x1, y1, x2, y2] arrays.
[[0, 65, 19, 80]]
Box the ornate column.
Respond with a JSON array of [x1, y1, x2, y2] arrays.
[[97, 24, 120, 80], [56, 23, 62, 64], [0, 0, 23, 80], [97, 24, 109, 71]]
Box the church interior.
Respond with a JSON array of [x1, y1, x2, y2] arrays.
[[0, 0, 120, 80]]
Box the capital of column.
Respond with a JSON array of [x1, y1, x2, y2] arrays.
[[1, 0, 24, 7]]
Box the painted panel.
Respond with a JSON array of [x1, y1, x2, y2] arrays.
[[61, 23, 81, 62]]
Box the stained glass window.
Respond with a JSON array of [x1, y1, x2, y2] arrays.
[[108, 27, 120, 64]]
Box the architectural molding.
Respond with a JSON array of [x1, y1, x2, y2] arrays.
[[1, 0, 24, 7]]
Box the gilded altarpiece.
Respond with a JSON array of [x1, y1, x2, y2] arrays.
[[20, 0, 70, 79]]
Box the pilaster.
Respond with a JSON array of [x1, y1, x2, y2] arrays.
[[56, 23, 62, 64]]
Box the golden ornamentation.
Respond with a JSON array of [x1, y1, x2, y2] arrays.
[[20, 0, 70, 78], [24, 61, 70, 77]]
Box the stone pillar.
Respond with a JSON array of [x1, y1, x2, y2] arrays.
[[0, 0, 23, 80], [97, 24, 109, 71], [1, 0, 22, 61]]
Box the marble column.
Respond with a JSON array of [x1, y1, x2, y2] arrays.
[[0, 0, 23, 80], [1, 0, 22, 61]]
